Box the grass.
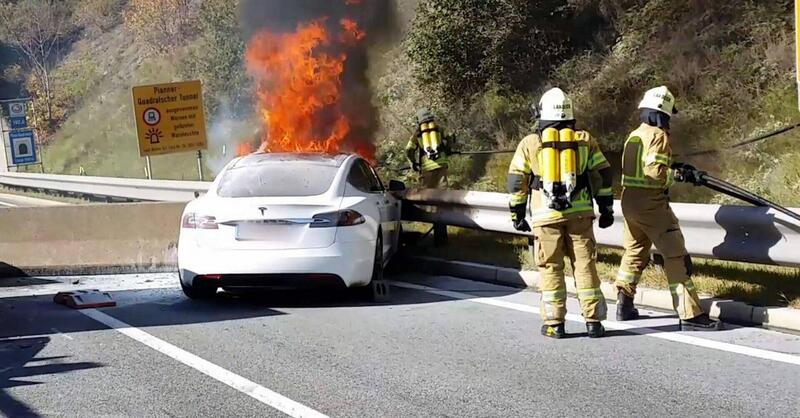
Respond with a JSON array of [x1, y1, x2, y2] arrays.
[[41, 26, 229, 181], [404, 224, 800, 308]]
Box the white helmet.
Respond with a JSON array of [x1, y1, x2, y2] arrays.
[[538, 87, 574, 121], [639, 86, 678, 115]]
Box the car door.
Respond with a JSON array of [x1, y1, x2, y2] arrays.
[[345, 159, 388, 253], [358, 161, 393, 258], [367, 164, 400, 254]]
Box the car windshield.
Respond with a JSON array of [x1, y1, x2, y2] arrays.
[[216, 162, 339, 197]]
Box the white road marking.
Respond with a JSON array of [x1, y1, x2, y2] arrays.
[[0, 200, 18, 207], [80, 309, 328, 418], [51, 327, 73, 340], [391, 281, 800, 367]]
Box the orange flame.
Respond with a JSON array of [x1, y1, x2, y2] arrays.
[[236, 142, 255, 157], [245, 16, 372, 159]]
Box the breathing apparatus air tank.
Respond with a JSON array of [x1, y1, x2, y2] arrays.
[[420, 122, 441, 160], [540, 127, 578, 210], [559, 128, 577, 200], [540, 128, 560, 207]]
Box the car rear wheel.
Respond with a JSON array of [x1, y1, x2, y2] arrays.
[[180, 277, 218, 299], [356, 232, 390, 303]]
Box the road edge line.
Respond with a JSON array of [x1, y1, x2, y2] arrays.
[[79, 308, 328, 418], [390, 281, 800, 367]]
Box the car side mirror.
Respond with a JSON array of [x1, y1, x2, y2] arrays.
[[389, 180, 406, 192]]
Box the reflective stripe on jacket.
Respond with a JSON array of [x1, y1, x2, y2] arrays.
[[621, 123, 675, 190]]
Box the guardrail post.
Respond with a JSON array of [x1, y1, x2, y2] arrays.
[[433, 223, 448, 247]]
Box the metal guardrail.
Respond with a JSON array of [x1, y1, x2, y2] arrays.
[[0, 172, 210, 202], [2, 173, 799, 267], [403, 189, 800, 267]]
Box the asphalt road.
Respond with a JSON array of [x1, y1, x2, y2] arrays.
[[1, 272, 799, 417]]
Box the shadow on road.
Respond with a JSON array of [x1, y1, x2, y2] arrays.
[[0, 336, 103, 417], [0, 271, 519, 343]]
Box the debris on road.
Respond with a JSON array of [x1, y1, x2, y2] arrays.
[[53, 290, 116, 309]]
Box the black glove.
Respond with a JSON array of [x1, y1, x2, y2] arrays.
[[510, 204, 531, 232], [513, 217, 531, 232], [412, 162, 421, 172], [595, 195, 614, 229], [598, 207, 614, 229], [672, 162, 703, 185]]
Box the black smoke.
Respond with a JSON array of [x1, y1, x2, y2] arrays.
[[239, 0, 398, 156]]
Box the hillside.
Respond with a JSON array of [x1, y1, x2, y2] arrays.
[[2, 0, 798, 205]]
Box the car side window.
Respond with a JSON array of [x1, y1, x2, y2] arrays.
[[347, 160, 380, 194], [367, 164, 385, 191]]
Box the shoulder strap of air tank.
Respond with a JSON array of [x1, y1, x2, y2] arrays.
[[540, 142, 580, 151]]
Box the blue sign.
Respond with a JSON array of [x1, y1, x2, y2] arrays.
[[10, 116, 27, 129], [9, 129, 37, 165], [7, 101, 27, 129]]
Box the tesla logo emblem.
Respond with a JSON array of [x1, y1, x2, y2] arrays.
[[258, 207, 268, 216]]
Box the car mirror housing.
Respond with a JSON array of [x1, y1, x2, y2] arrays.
[[389, 180, 406, 192]]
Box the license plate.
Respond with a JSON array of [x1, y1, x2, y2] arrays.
[[235, 222, 293, 241]]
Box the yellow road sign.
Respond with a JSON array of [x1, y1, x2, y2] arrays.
[[132, 80, 208, 157]]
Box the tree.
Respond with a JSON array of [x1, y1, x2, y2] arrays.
[[124, 0, 195, 54], [0, 0, 73, 128], [181, 0, 249, 117], [405, 0, 572, 99]]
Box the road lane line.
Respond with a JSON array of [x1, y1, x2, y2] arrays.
[[0, 201, 18, 207], [80, 309, 328, 418], [391, 281, 800, 366]]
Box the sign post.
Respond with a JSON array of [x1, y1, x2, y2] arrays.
[[132, 80, 208, 179], [196, 150, 204, 181]]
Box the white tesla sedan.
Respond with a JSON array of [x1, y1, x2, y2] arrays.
[[178, 153, 404, 300]]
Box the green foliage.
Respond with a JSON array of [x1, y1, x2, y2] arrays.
[[180, 0, 249, 118], [405, 0, 572, 99]]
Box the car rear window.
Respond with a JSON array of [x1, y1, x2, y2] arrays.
[[216, 163, 339, 197]]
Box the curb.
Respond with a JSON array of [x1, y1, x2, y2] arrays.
[[406, 255, 800, 334], [0, 263, 177, 279]]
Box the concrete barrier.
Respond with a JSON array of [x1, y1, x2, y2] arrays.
[[0, 202, 185, 277]]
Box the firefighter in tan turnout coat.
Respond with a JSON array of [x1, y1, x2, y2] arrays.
[[507, 88, 615, 339]]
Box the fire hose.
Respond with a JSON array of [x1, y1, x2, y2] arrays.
[[673, 163, 800, 222]]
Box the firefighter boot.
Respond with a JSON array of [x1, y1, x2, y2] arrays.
[[680, 314, 723, 331], [541, 323, 566, 339], [586, 322, 605, 338], [616, 290, 640, 321]]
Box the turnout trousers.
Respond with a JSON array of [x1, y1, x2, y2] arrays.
[[534, 217, 607, 325], [616, 188, 704, 320]]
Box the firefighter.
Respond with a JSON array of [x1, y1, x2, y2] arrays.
[[508, 88, 615, 339], [406, 108, 452, 245], [615, 86, 722, 331]]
